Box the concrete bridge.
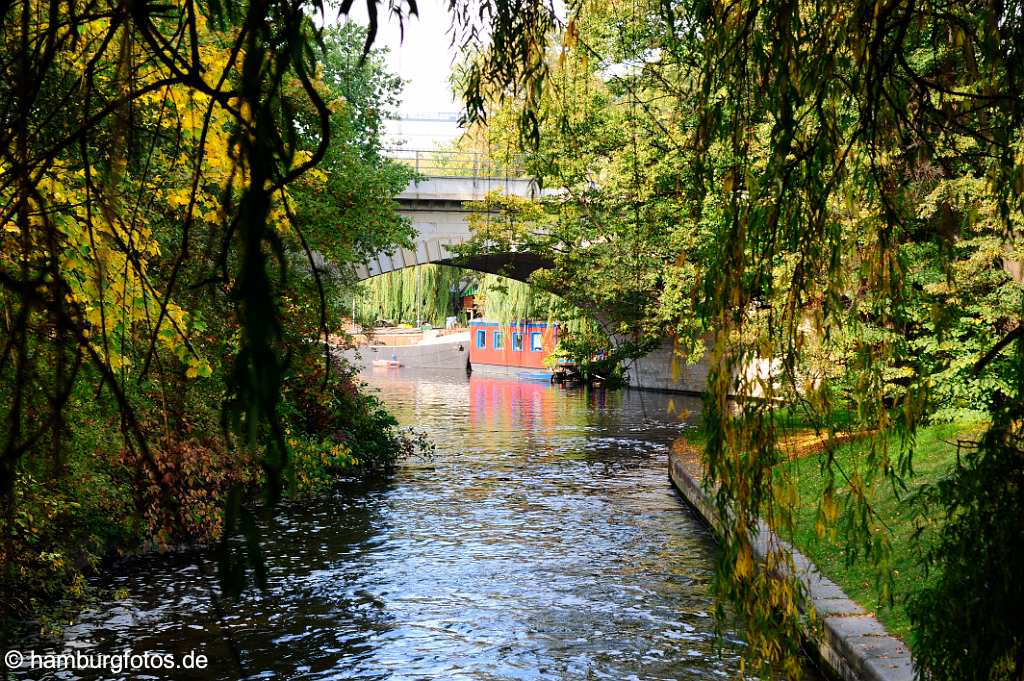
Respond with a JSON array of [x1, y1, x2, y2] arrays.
[[352, 150, 551, 282], [351, 150, 715, 395]]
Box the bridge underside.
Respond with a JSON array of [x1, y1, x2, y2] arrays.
[[354, 250, 552, 283], [442, 252, 553, 282]]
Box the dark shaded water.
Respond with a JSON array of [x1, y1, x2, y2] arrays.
[[13, 369, 789, 680]]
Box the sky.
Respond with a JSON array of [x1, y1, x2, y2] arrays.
[[326, 0, 466, 148]]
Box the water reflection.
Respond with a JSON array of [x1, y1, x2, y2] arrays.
[[14, 370, 790, 680]]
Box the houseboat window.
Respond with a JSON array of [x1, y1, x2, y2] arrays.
[[476, 329, 486, 348], [530, 332, 543, 352], [512, 332, 524, 351], [494, 331, 505, 350]]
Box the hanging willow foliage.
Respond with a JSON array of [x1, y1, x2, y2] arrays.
[[475, 274, 536, 322], [474, 273, 595, 334], [357, 265, 596, 337], [358, 265, 466, 326], [455, 0, 1024, 677]]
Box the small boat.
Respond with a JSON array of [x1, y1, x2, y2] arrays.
[[518, 370, 553, 382], [372, 359, 402, 368]]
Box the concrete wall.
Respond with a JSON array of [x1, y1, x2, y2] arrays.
[[354, 202, 472, 280], [623, 337, 782, 398], [397, 176, 541, 202], [623, 338, 712, 394], [354, 175, 549, 281]]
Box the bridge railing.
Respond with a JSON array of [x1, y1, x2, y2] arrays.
[[386, 148, 527, 179]]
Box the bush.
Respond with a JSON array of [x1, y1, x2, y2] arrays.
[[281, 352, 405, 481], [121, 436, 257, 547]]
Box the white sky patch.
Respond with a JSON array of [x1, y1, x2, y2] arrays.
[[317, 1, 570, 150], [320, 0, 465, 148]]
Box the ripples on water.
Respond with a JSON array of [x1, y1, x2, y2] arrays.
[[15, 369, 790, 680]]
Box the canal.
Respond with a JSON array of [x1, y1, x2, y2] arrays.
[[18, 369, 790, 680]]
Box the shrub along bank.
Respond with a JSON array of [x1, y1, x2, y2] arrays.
[[2, 353, 416, 637]]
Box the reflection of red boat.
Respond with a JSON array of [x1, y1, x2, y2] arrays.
[[470, 376, 558, 432], [372, 359, 401, 368]]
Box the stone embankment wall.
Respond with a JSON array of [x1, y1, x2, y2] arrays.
[[623, 338, 781, 397], [623, 339, 711, 394], [669, 442, 915, 681]]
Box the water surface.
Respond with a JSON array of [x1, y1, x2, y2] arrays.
[[18, 369, 782, 680]]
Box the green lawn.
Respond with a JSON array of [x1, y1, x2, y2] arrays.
[[775, 420, 984, 642], [683, 418, 984, 644]]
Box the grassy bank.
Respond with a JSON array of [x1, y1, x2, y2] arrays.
[[780, 419, 984, 641], [680, 417, 984, 644]]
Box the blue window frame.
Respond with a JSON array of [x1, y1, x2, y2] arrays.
[[493, 331, 505, 350], [530, 332, 544, 352], [476, 329, 486, 349], [512, 332, 524, 352]]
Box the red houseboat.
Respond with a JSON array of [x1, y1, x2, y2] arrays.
[[468, 320, 559, 378]]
